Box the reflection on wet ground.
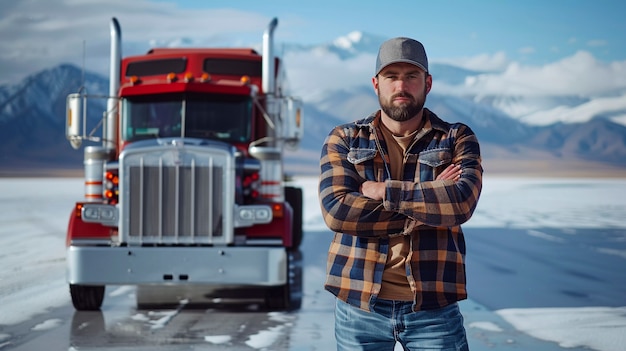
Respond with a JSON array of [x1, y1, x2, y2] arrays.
[[69, 303, 301, 350], [67, 247, 329, 351], [4, 228, 622, 351]]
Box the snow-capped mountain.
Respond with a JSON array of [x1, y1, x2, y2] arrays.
[[1, 31, 626, 175], [0, 65, 108, 170], [283, 32, 626, 129], [284, 31, 386, 60]]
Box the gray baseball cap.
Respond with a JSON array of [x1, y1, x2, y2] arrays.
[[375, 37, 428, 76]]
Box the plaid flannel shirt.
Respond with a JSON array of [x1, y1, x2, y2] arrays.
[[318, 108, 483, 311]]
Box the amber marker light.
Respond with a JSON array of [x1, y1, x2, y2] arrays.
[[129, 76, 140, 85], [105, 171, 119, 186], [75, 203, 84, 217], [184, 72, 194, 82], [167, 72, 177, 82], [104, 171, 119, 204], [240, 75, 251, 85], [272, 203, 284, 218], [200, 73, 211, 82]]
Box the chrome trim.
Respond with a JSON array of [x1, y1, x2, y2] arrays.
[[118, 139, 236, 245], [67, 246, 287, 285], [81, 203, 118, 227]]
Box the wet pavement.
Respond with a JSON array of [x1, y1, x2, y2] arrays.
[[1, 227, 624, 350], [461, 299, 590, 351]]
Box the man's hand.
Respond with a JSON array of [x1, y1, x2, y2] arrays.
[[436, 163, 461, 181], [360, 164, 461, 200], [360, 181, 386, 200]]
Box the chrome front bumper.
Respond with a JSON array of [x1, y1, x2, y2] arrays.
[[67, 245, 287, 286]]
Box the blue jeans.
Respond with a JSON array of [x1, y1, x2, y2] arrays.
[[335, 298, 469, 351]]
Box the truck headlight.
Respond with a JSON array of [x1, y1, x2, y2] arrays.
[[234, 205, 272, 227], [81, 204, 118, 226]]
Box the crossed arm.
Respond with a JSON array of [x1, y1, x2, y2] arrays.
[[320, 123, 482, 235], [360, 163, 462, 200]]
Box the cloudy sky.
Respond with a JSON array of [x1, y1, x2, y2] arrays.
[[1, 0, 626, 99]]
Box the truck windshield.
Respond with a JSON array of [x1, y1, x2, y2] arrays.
[[122, 93, 252, 143]]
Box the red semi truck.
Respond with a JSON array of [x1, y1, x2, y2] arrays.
[[64, 17, 304, 311]]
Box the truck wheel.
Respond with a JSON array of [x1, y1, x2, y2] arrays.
[[266, 250, 302, 311], [285, 186, 303, 249], [70, 284, 105, 311]]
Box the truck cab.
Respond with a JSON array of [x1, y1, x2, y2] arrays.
[[64, 17, 304, 311]]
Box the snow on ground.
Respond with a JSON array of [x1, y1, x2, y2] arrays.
[[497, 307, 626, 351], [465, 177, 626, 229], [1, 176, 625, 350], [294, 176, 626, 351], [0, 178, 82, 326]]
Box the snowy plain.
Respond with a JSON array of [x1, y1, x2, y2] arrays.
[[0, 175, 625, 350]]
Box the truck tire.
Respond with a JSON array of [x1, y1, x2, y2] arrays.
[[70, 284, 105, 311], [266, 250, 302, 311], [285, 186, 303, 249]]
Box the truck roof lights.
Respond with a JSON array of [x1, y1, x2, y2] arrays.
[[167, 72, 177, 82], [184, 72, 194, 82], [200, 73, 211, 82]]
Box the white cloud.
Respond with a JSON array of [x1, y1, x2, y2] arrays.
[[285, 48, 626, 102], [284, 50, 376, 100], [2, 0, 625, 104], [0, 0, 273, 84], [437, 51, 626, 97], [435, 51, 510, 72], [519, 93, 626, 125], [587, 39, 608, 47]]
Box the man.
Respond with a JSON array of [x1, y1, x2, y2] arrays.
[[318, 37, 483, 350]]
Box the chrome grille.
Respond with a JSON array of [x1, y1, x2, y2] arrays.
[[119, 141, 234, 245]]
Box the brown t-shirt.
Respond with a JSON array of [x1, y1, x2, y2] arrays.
[[377, 122, 418, 301]]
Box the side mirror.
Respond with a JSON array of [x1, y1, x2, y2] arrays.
[[66, 93, 83, 149], [282, 97, 303, 149]]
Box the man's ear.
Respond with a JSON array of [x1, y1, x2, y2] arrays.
[[372, 76, 379, 95], [425, 74, 432, 94]]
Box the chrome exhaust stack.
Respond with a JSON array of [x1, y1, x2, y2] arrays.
[[105, 17, 121, 152], [262, 18, 278, 95]]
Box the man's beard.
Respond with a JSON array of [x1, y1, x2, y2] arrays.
[[379, 92, 425, 122]]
